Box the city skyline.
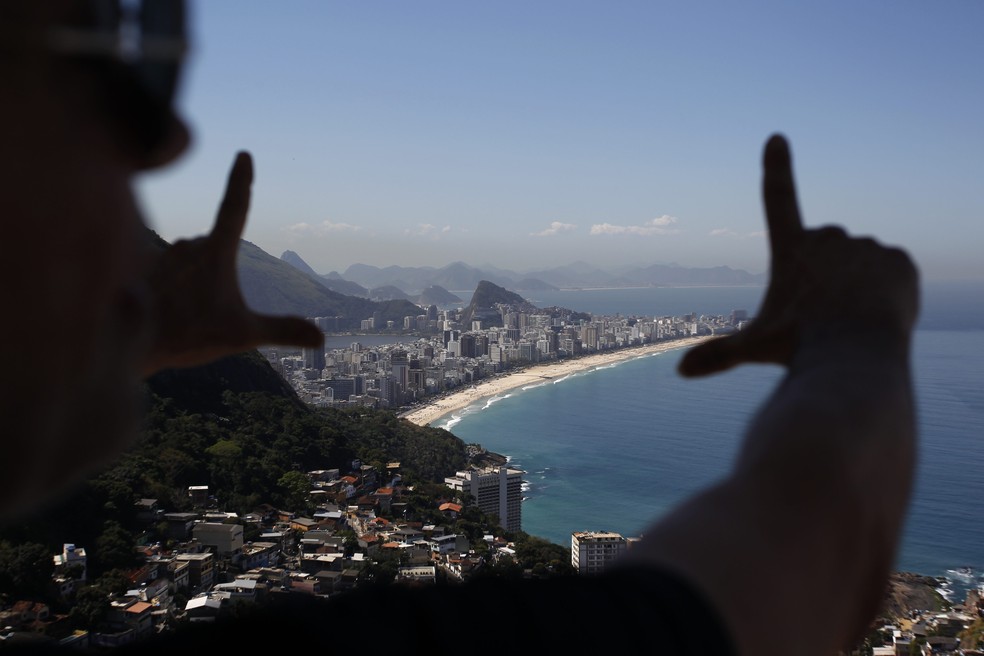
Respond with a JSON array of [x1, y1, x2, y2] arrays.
[[136, 1, 984, 281]]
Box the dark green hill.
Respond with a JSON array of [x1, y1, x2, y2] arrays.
[[141, 350, 468, 512], [237, 241, 421, 326], [145, 349, 303, 416], [0, 349, 469, 568], [142, 351, 468, 487], [417, 285, 463, 306]]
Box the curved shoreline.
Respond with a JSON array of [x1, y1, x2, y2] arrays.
[[399, 335, 716, 428]]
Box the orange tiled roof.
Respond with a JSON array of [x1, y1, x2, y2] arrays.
[[125, 601, 153, 614]]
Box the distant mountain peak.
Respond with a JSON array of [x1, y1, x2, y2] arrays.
[[460, 280, 536, 327], [236, 242, 419, 327], [417, 285, 463, 306], [280, 250, 322, 279]]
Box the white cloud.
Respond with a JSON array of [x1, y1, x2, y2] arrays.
[[405, 223, 452, 238], [590, 215, 679, 236], [531, 221, 577, 237], [710, 228, 737, 237], [324, 220, 360, 232]]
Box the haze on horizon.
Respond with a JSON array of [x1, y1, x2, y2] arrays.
[[136, 1, 984, 282]]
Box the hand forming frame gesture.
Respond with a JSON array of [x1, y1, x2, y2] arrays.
[[679, 134, 919, 378], [143, 152, 324, 376]]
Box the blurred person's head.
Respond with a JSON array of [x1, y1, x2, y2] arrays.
[[0, 0, 190, 516]]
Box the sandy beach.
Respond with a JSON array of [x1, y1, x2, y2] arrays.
[[399, 335, 716, 427]]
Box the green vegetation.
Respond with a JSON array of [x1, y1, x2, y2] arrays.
[[0, 343, 575, 629], [959, 618, 984, 651], [0, 350, 467, 576], [236, 240, 422, 325], [0, 541, 54, 601]]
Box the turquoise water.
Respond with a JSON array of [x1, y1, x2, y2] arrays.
[[432, 283, 984, 599]]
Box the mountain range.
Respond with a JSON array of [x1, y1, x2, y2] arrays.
[[235, 241, 422, 328], [227, 239, 765, 326], [281, 251, 766, 298]]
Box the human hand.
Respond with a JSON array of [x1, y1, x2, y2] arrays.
[[142, 151, 323, 376], [678, 134, 919, 377]]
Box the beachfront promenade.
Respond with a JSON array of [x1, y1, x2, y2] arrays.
[[399, 335, 716, 427]]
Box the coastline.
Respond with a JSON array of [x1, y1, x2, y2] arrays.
[[399, 335, 716, 427]]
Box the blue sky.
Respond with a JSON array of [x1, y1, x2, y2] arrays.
[[136, 1, 984, 280]]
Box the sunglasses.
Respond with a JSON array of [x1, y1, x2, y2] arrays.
[[47, 0, 187, 105], [39, 0, 188, 159]]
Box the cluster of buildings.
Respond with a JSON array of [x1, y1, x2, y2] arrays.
[[2, 448, 652, 649], [10, 445, 970, 654], [0, 460, 537, 649], [869, 609, 979, 655], [264, 302, 750, 410], [1, 298, 758, 648]]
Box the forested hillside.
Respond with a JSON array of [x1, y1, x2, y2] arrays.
[[0, 350, 468, 576]]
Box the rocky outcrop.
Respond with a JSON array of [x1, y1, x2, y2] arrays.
[[877, 572, 951, 620]]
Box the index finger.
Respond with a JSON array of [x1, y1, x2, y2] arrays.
[[762, 134, 804, 259], [211, 151, 254, 256]]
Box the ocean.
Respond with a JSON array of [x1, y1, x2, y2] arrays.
[[431, 281, 984, 602]]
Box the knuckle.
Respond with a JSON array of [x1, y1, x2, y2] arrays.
[[814, 225, 848, 240]]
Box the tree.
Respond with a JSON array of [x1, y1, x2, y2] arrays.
[[341, 532, 359, 558], [482, 554, 523, 580], [959, 618, 984, 651], [512, 533, 575, 577], [0, 541, 54, 601], [277, 470, 312, 512], [360, 550, 402, 588], [93, 521, 139, 575], [70, 570, 129, 630]]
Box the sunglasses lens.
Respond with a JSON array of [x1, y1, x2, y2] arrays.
[[136, 0, 185, 106]]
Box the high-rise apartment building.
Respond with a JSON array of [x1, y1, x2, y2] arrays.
[[571, 531, 627, 575], [459, 333, 478, 358], [302, 344, 326, 371], [445, 466, 524, 532]]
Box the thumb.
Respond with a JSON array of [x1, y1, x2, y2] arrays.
[[251, 315, 324, 350], [679, 324, 795, 378], [677, 333, 750, 378]]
